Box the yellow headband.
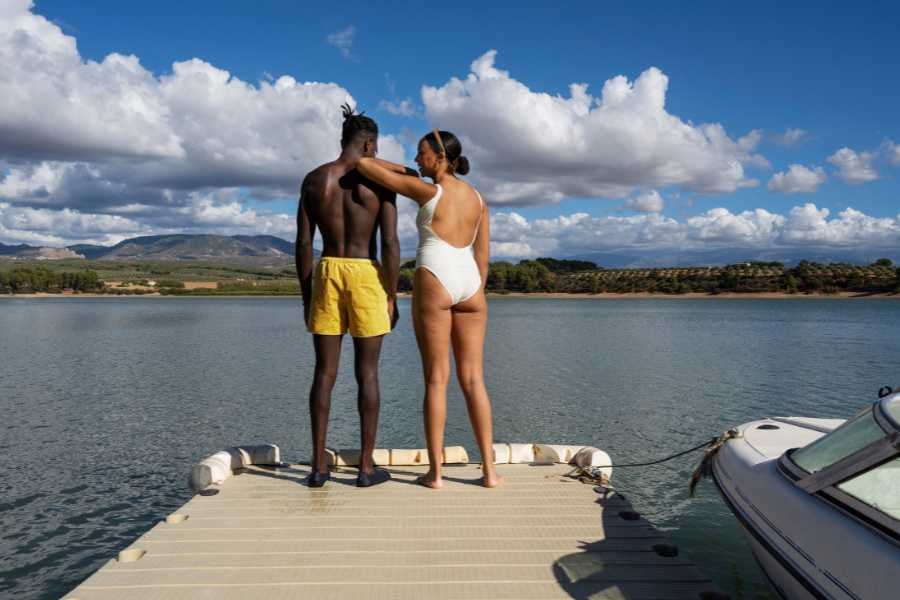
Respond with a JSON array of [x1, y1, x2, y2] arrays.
[[431, 128, 447, 157]]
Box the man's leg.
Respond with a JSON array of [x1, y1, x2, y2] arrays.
[[308, 334, 343, 484], [353, 335, 390, 486]]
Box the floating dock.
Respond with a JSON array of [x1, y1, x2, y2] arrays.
[[65, 457, 725, 599]]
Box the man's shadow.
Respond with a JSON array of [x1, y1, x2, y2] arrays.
[[243, 464, 358, 487]]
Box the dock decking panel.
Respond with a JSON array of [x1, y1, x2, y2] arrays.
[[65, 463, 722, 600]]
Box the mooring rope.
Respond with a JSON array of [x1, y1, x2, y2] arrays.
[[565, 429, 742, 495], [594, 437, 724, 469]]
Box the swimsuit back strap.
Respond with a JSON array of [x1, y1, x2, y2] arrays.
[[420, 184, 442, 227], [470, 189, 484, 246]]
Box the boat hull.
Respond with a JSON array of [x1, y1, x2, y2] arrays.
[[713, 461, 822, 600], [711, 417, 899, 600]]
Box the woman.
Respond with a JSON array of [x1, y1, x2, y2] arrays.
[[357, 130, 502, 489]]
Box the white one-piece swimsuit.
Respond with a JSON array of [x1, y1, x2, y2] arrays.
[[415, 184, 484, 305]]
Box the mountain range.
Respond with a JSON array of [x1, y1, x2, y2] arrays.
[[0, 234, 301, 264], [1, 234, 896, 267]]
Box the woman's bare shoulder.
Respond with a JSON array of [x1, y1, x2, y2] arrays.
[[454, 180, 484, 211]]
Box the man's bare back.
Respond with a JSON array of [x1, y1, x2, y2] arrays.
[[301, 160, 392, 260]]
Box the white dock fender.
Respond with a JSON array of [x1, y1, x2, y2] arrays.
[[305, 448, 337, 466], [389, 448, 429, 465], [561, 445, 588, 462], [571, 446, 612, 479], [190, 453, 231, 491], [238, 444, 281, 466], [373, 448, 391, 465], [508, 443, 535, 464], [334, 449, 391, 466], [387, 447, 469, 466], [533, 444, 583, 464], [492, 443, 511, 464], [189, 444, 282, 491], [442, 446, 469, 464]]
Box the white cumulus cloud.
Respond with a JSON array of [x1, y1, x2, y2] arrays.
[[623, 190, 664, 212], [0, 2, 405, 198], [767, 164, 827, 194], [488, 203, 900, 259], [422, 50, 766, 206], [882, 140, 900, 166], [773, 128, 808, 146], [0, 2, 183, 162], [0, 2, 405, 243], [780, 204, 900, 246], [0, 189, 296, 246], [0, 201, 147, 246], [827, 147, 879, 184]]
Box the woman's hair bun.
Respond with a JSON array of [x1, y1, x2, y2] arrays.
[[455, 155, 470, 175]]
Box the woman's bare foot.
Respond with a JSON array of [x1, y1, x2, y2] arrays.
[[481, 470, 503, 488], [415, 472, 443, 489]]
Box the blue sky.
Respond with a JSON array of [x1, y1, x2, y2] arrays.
[[1, 0, 899, 263]]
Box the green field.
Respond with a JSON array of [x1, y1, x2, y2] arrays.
[[0, 260, 299, 295], [0, 259, 296, 281]]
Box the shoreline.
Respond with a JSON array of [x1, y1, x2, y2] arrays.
[[3, 291, 898, 300], [485, 291, 900, 299]]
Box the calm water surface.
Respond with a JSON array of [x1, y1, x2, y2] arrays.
[[1, 297, 898, 599]]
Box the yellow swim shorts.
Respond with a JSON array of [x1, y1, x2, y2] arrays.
[[308, 257, 391, 338]]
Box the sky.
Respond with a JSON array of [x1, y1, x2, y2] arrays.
[[1, 0, 899, 264]]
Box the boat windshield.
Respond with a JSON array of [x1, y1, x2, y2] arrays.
[[788, 394, 900, 527], [792, 408, 884, 473], [837, 457, 900, 519]]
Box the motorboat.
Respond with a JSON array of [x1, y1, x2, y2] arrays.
[[710, 391, 900, 599]]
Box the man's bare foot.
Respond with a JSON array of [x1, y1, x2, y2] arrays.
[[482, 471, 503, 488], [415, 473, 443, 489]]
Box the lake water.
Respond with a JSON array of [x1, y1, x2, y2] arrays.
[[1, 296, 898, 599]]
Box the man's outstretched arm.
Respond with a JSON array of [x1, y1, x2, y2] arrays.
[[378, 191, 401, 328], [296, 177, 316, 325]]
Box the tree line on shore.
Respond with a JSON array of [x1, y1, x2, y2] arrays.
[[0, 265, 103, 293], [399, 258, 900, 295], [3, 258, 899, 295], [554, 259, 900, 295]]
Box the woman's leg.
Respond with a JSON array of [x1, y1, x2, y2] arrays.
[[412, 268, 453, 488], [451, 292, 502, 488]]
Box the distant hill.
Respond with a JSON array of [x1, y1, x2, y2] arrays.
[[92, 234, 296, 263], [0, 241, 83, 259], [66, 243, 108, 260], [1, 234, 304, 265], [0, 242, 28, 256]]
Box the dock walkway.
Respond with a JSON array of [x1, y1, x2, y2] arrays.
[[66, 463, 723, 599]]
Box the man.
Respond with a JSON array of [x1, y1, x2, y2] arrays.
[[295, 104, 400, 487]]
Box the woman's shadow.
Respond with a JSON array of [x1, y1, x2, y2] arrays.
[[551, 494, 727, 599]]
